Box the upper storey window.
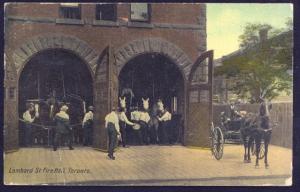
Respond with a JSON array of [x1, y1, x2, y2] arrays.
[[130, 3, 150, 22], [96, 4, 117, 21], [60, 3, 81, 19]]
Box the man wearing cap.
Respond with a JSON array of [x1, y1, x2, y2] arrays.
[[23, 103, 36, 147], [105, 107, 121, 160], [82, 106, 94, 146], [53, 105, 74, 151], [157, 99, 164, 113], [158, 107, 172, 145]]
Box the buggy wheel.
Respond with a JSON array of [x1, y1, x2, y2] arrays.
[[211, 126, 224, 160]]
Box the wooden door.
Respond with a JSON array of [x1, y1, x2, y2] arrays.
[[185, 50, 214, 147], [93, 46, 118, 151]]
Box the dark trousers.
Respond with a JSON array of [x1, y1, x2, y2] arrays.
[[149, 127, 158, 144], [107, 122, 117, 157], [158, 121, 170, 144], [119, 121, 127, 147], [140, 121, 149, 145], [53, 130, 73, 149], [83, 127, 93, 146], [24, 123, 32, 146]]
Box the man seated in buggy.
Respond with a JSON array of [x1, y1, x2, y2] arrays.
[[226, 103, 244, 132]]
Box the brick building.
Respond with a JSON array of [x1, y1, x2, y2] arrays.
[[4, 3, 213, 152]]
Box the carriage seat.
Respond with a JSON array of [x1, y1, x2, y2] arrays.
[[227, 118, 243, 132]]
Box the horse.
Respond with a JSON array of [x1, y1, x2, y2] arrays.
[[240, 112, 272, 168], [119, 97, 126, 110], [142, 98, 160, 144]]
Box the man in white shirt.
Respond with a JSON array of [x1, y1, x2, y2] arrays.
[[23, 103, 35, 147], [130, 106, 143, 145], [139, 110, 151, 145], [82, 106, 94, 146], [119, 108, 134, 148], [158, 107, 172, 145], [105, 107, 121, 160]]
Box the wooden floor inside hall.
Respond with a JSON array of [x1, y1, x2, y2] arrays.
[[4, 145, 292, 186]]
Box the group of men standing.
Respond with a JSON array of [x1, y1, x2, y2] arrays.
[[105, 99, 173, 160], [22, 97, 173, 160], [22, 102, 94, 150]]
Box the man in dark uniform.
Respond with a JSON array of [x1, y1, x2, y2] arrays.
[[158, 107, 172, 145], [53, 105, 74, 151]]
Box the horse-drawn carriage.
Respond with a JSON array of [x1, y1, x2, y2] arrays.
[[210, 104, 275, 168]]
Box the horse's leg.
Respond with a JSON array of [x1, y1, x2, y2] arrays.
[[240, 131, 247, 162], [247, 137, 254, 163], [264, 133, 271, 168], [255, 134, 261, 168], [241, 134, 247, 163]]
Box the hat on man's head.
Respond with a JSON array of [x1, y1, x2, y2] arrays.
[[112, 106, 116, 111], [88, 106, 94, 111], [60, 105, 69, 112], [26, 102, 34, 109]]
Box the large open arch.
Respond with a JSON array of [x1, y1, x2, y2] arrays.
[[5, 34, 98, 150], [18, 49, 94, 146], [115, 38, 193, 145], [119, 53, 185, 144]]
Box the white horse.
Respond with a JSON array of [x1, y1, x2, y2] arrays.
[[142, 98, 149, 111], [119, 97, 126, 110]]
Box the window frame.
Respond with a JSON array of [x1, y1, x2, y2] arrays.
[[59, 3, 82, 20], [95, 3, 117, 22], [129, 3, 151, 23]]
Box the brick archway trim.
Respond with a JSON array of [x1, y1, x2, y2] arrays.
[[12, 34, 99, 77], [114, 38, 193, 80]]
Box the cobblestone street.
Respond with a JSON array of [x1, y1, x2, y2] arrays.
[[4, 145, 292, 186]]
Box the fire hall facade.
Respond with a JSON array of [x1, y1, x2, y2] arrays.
[[4, 3, 213, 152]]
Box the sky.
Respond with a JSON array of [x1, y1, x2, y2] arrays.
[[207, 3, 293, 59]]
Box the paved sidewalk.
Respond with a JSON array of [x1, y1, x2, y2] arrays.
[[4, 144, 292, 186]]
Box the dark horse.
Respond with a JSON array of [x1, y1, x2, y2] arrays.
[[142, 98, 160, 144], [240, 112, 272, 168]]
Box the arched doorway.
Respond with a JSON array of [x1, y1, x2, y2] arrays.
[[119, 53, 185, 144], [18, 49, 93, 147]]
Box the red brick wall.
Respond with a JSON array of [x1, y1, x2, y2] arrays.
[[6, 3, 202, 24], [5, 3, 205, 65]]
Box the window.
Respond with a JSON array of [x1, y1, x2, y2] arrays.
[[96, 4, 117, 21], [9, 87, 15, 100], [60, 3, 81, 19], [191, 58, 209, 85], [130, 3, 150, 22]]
